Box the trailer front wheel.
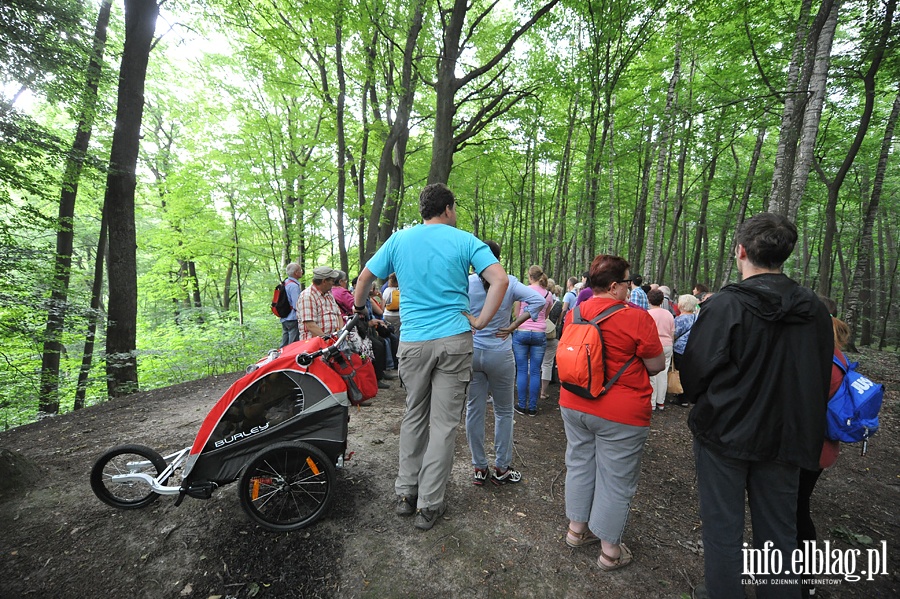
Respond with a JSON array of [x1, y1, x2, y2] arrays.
[[238, 441, 335, 531], [90, 444, 167, 509]]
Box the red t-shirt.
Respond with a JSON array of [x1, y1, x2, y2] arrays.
[[558, 297, 663, 426]]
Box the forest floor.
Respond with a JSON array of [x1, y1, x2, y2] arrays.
[[0, 348, 898, 599]]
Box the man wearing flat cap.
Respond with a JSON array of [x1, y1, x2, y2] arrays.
[[297, 266, 343, 340]]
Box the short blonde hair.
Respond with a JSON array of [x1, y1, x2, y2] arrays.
[[678, 294, 699, 313]]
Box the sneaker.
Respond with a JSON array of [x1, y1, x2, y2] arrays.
[[383, 370, 398, 380], [414, 503, 446, 530], [378, 380, 391, 389], [491, 466, 522, 485], [657, 404, 664, 411], [395, 495, 417, 517], [527, 408, 537, 417], [514, 405, 527, 416], [473, 468, 489, 486]]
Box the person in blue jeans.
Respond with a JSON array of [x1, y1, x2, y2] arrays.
[[513, 265, 554, 416], [466, 241, 545, 486]]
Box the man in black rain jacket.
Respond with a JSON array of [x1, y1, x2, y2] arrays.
[[682, 213, 833, 599]]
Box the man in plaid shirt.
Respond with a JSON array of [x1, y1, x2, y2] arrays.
[[297, 266, 343, 340]]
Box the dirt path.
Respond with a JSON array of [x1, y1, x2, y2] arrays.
[[0, 349, 898, 599]]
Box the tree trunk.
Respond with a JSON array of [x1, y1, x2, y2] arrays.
[[643, 40, 681, 279], [689, 120, 722, 289], [606, 95, 616, 255], [878, 209, 899, 349], [722, 124, 767, 284], [787, 0, 840, 220], [74, 207, 108, 411], [816, 0, 895, 296], [105, 0, 159, 398], [843, 86, 900, 344], [631, 118, 654, 269], [553, 93, 578, 275], [222, 260, 233, 311], [363, 0, 425, 264], [428, 0, 467, 185], [713, 141, 741, 288], [39, 0, 112, 414], [334, 9, 349, 274], [187, 261, 201, 309], [228, 193, 245, 326], [859, 238, 873, 346], [768, 0, 814, 213], [657, 58, 695, 288]]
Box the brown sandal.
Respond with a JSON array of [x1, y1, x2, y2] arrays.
[[597, 543, 633, 571], [565, 526, 601, 548]]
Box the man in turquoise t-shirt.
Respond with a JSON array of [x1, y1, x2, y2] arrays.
[[353, 183, 509, 531]]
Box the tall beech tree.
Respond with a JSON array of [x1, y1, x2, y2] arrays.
[[814, 0, 896, 297], [427, 0, 561, 184], [38, 0, 113, 413], [843, 87, 900, 344], [767, 0, 840, 218], [105, 0, 159, 397], [362, 0, 427, 263]]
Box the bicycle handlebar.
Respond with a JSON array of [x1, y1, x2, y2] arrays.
[[296, 314, 361, 366]]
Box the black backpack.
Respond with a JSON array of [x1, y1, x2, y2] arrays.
[[271, 279, 296, 318], [548, 299, 564, 338]]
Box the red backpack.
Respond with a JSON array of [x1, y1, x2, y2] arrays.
[[556, 304, 635, 399], [271, 279, 296, 318], [326, 349, 378, 405]]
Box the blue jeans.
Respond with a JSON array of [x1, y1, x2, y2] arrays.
[[466, 348, 516, 470], [512, 330, 546, 410], [281, 319, 299, 347]]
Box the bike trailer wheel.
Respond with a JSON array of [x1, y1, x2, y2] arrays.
[[90, 444, 168, 509], [238, 441, 336, 532]]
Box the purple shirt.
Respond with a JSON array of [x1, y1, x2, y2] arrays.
[[574, 287, 593, 306], [332, 285, 355, 316]]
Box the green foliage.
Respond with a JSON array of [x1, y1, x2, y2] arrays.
[[0, 0, 92, 100], [1, 307, 280, 430], [136, 311, 275, 387], [1, 0, 898, 430]]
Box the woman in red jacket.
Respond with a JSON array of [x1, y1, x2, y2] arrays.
[[560, 255, 665, 571]]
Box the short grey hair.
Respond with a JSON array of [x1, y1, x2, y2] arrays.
[[286, 262, 303, 278], [678, 294, 699, 313]]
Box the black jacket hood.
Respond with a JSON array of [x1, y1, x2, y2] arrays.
[[727, 273, 820, 324]]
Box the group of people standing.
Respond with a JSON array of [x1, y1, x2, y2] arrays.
[[278, 264, 399, 393], [276, 185, 841, 599]]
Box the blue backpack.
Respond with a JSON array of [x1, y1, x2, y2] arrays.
[[826, 353, 883, 444]]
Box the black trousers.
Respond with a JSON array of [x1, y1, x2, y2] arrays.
[[369, 333, 387, 379]]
